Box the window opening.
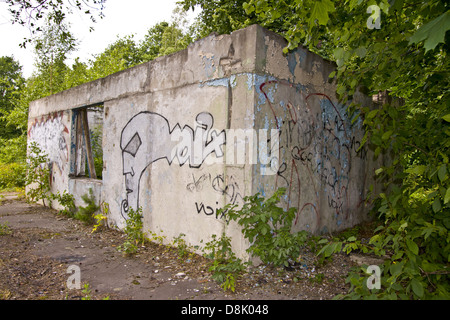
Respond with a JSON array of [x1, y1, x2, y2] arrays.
[[71, 105, 104, 180]]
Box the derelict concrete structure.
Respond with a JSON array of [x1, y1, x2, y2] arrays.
[[27, 25, 378, 258]]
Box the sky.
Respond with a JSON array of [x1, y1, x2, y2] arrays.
[[0, 0, 198, 78]]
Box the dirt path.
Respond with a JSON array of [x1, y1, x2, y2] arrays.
[[0, 193, 355, 300]]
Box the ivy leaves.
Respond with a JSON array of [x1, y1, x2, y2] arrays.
[[308, 0, 335, 29], [409, 11, 450, 52]]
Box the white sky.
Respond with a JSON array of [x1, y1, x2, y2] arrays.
[[0, 0, 198, 78]]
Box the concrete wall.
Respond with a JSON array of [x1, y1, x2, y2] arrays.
[[27, 25, 377, 258], [252, 29, 376, 234]]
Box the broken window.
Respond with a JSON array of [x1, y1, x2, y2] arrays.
[[70, 105, 104, 180]]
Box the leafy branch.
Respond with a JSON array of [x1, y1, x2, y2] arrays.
[[5, 0, 106, 47]]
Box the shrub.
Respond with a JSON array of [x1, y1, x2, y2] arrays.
[[203, 233, 248, 292], [74, 188, 99, 224], [118, 206, 145, 255], [24, 142, 51, 206], [223, 187, 308, 267]]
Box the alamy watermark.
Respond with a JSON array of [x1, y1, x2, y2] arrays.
[[366, 265, 381, 290], [171, 128, 281, 176], [367, 5, 381, 30], [66, 265, 81, 290]]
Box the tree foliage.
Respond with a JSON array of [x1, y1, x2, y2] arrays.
[[33, 14, 78, 95], [139, 10, 194, 61], [5, 0, 106, 47], [181, 0, 256, 38], [0, 56, 26, 165], [0, 56, 24, 140]]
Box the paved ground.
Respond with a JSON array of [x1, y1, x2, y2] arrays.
[[0, 193, 355, 301]]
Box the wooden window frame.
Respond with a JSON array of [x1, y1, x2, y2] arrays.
[[70, 105, 103, 180]]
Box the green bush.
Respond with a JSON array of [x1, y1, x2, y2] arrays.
[[74, 188, 99, 224], [203, 233, 248, 292], [0, 162, 26, 189], [24, 142, 51, 206], [53, 190, 76, 217], [223, 187, 308, 267]]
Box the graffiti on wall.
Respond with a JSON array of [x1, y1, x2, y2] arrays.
[[258, 80, 367, 231], [28, 112, 70, 179], [120, 111, 226, 218], [119, 77, 367, 229], [187, 172, 244, 220]]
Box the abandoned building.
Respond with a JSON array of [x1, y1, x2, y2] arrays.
[[27, 25, 379, 258]]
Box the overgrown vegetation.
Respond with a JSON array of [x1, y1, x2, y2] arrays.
[[202, 233, 248, 293], [0, 163, 26, 190], [54, 190, 76, 217], [23, 143, 103, 228], [201, 188, 313, 292], [74, 188, 100, 225], [171, 233, 194, 261], [92, 202, 109, 233], [117, 207, 145, 256], [24, 142, 51, 206]]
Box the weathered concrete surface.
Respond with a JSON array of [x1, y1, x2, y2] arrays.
[[251, 28, 376, 235], [27, 24, 378, 259]]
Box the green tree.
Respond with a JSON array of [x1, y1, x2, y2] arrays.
[[1, 17, 78, 166], [64, 58, 91, 89], [139, 22, 171, 61], [158, 22, 192, 57], [139, 20, 193, 61], [0, 56, 26, 165], [0, 56, 24, 140], [87, 35, 140, 80], [33, 14, 78, 95], [180, 0, 256, 38], [71, 20, 193, 83]]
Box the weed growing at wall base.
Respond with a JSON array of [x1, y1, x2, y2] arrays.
[[92, 202, 109, 233], [25, 142, 51, 206], [202, 233, 248, 292], [54, 190, 76, 217], [171, 233, 198, 261], [223, 187, 308, 267], [74, 188, 100, 225], [118, 206, 145, 256]]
